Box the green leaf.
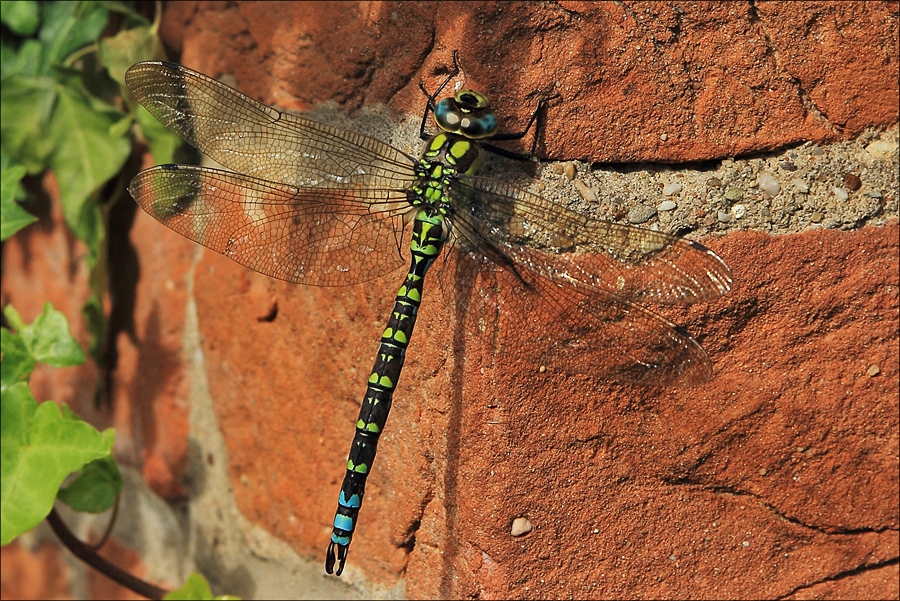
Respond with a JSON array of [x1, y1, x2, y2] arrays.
[[82, 293, 107, 370], [57, 454, 122, 513], [2, 38, 44, 79], [108, 113, 133, 139], [1, 164, 36, 240], [46, 75, 129, 265], [0, 74, 58, 172], [164, 573, 239, 600], [0, 383, 113, 545], [96, 22, 179, 164], [0, 1, 40, 36], [26, 303, 86, 367], [164, 573, 214, 600], [97, 23, 165, 85], [9, 302, 85, 368], [3, 304, 26, 332], [135, 105, 181, 165], [38, 1, 108, 72], [0, 327, 35, 392]]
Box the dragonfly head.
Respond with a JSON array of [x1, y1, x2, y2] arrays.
[[434, 89, 498, 140]]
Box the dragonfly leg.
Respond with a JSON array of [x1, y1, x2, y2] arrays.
[[418, 50, 461, 140], [482, 96, 547, 160]]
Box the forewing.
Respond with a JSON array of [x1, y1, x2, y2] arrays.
[[125, 61, 417, 191], [129, 165, 411, 286], [452, 176, 732, 305]]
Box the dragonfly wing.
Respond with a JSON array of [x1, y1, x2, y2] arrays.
[[452, 176, 732, 304], [452, 252, 713, 386], [129, 165, 411, 286], [125, 61, 418, 191]]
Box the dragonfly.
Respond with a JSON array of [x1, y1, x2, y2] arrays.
[[125, 54, 732, 576]]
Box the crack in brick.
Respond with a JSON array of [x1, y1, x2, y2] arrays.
[[748, 0, 842, 134], [662, 481, 897, 536], [777, 556, 900, 599]]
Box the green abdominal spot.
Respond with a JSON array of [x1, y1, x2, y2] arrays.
[[347, 460, 369, 474]]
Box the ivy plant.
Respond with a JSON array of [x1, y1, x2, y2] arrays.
[[0, 303, 118, 545], [1, 0, 177, 365], [1, 2, 231, 598]]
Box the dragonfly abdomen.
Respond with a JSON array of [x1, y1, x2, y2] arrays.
[[326, 208, 446, 575]]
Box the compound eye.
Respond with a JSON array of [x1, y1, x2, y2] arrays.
[[459, 112, 498, 139], [434, 98, 463, 132]]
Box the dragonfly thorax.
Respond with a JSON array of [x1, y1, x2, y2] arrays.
[[420, 131, 484, 174], [411, 131, 484, 216]]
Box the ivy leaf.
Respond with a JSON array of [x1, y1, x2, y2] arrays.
[[38, 1, 109, 73], [1, 38, 45, 78], [1, 164, 36, 240], [0, 74, 58, 173], [0, 1, 40, 37], [135, 105, 181, 165], [97, 23, 180, 165], [4, 302, 85, 368], [98, 22, 165, 85], [57, 454, 122, 513], [0, 327, 35, 392], [164, 573, 240, 600], [0, 383, 113, 545], [47, 71, 130, 267], [164, 573, 215, 600]]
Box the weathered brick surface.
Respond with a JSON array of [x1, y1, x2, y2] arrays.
[[2, 2, 896, 599]]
